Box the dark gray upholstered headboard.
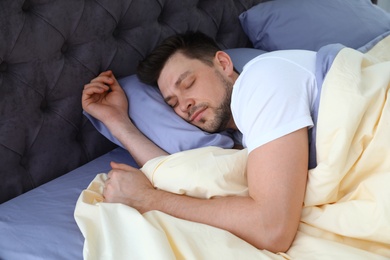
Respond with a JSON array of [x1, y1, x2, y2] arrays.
[[0, 0, 264, 202]]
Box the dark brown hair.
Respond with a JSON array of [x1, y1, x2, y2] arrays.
[[137, 31, 221, 86]]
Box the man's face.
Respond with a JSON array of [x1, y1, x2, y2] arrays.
[[157, 52, 234, 133]]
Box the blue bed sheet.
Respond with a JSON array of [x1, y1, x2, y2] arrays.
[[0, 147, 137, 260]]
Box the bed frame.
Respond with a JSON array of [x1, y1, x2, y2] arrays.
[[1, 2, 266, 258], [0, 0, 264, 203], [0, 0, 387, 259]]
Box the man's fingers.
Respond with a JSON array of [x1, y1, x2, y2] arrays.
[[81, 84, 110, 110], [110, 161, 135, 172], [82, 82, 110, 101], [83, 82, 110, 95], [90, 75, 114, 85], [91, 71, 115, 85], [87, 70, 122, 93]]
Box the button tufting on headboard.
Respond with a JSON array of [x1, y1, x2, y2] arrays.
[[0, 0, 263, 203], [22, 1, 31, 12], [40, 99, 48, 111], [0, 62, 7, 72], [113, 27, 121, 38], [60, 43, 69, 54]]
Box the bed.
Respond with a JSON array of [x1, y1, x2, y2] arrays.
[[1, 0, 390, 259]]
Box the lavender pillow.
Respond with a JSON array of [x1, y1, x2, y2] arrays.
[[239, 0, 390, 51], [84, 48, 267, 153], [84, 75, 234, 154]]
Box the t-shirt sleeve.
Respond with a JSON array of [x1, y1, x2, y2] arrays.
[[231, 56, 316, 153]]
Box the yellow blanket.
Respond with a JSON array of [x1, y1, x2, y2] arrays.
[[74, 35, 390, 259]]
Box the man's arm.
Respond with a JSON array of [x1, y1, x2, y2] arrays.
[[82, 70, 168, 165], [104, 128, 309, 253]]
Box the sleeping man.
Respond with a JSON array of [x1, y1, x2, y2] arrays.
[[82, 31, 319, 253]]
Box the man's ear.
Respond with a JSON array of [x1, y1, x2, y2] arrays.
[[215, 51, 234, 76]]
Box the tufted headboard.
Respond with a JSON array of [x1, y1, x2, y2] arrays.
[[0, 0, 264, 202]]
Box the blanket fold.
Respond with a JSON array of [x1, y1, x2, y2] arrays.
[[75, 171, 284, 260], [75, 35, 390, 259], [297, 34, 390, 257]]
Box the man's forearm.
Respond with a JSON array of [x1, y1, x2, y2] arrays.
[[108, 118, 168, 166], [145, 190, 291, 252]]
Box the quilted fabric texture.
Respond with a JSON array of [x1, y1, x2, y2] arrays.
[[0, 0, 263, 203]]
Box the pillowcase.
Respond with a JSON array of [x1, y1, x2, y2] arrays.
[[224, 48, 267, 72], [84, 48, 266, 155], [239, 0, 390, 51], [84, 75, 234, 154]]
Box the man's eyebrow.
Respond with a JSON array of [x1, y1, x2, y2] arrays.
[[164, 71, 191, 103], [175, 71, 191, 87]]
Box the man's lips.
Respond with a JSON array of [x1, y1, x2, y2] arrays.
[[189, 107, 207, 122]]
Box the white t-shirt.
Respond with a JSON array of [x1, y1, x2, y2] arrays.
[[231, 50, 318, 158]]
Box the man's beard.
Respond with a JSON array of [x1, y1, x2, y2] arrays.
[[200, 69, 233, 133]]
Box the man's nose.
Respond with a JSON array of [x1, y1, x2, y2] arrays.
[[179, 98, 194, 113]]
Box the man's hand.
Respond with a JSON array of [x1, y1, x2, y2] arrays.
[[82, 70, 129, 126], [82, 70, 167, 166], [103, 162, 156, 213]]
